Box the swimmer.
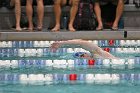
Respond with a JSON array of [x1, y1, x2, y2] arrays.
[[51, 39, 118, 59]]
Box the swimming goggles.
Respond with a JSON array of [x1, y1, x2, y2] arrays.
[[73, 52, 87, 58]]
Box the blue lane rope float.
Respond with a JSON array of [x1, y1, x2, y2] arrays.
[[0, 58, 140, 69], [0, 73, 140, 85]]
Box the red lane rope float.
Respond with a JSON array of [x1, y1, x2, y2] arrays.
[[69, 74, 77, 81], [88, 59, 95, 65], [104, 48, 110, 52], [109, 40, 115, 46]]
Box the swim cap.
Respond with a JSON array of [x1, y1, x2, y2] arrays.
[[73, 52, 87, 58]]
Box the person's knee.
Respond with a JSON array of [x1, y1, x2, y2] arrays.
[[114, 0, 124, 6], [61, 0, 67, 5], [37, 0, 43, 4], [118, 0, 124, 4], [71, 0, 79, 7], [14, 0, 20, 5], [94, 2, 100, 8], [54, 0, 62, 5], [36, 0, 44, 6], [26, 0, 33, 5]]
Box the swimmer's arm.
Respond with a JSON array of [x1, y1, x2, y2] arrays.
[[59, 40, 117, 59], [59, 39, 101, 52]]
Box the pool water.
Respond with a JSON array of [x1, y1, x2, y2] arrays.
[[0, 40, 140, 93], [1, 84, 140, 93]]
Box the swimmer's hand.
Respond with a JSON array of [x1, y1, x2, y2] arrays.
[[50, 42, 61, 52]]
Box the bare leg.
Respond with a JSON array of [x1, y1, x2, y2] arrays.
[[69, 0, 79, 32], [112, 0, 124, 30], [94, 2, 103, 31], [26, 0, 33, 31], [10, 0, 15, 7], [15, 0, 21, 31], [51, 0, 63, 32], [10, 0, 22, 31], [36, 0, 44, 31]]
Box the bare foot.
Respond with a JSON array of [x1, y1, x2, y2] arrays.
[[37, 24, 43, 31], [28, 28, 34, 32], [16, 27, 22, 32], [96, 25, 103, 31], [111, 26, 118, 31], [51, 26, 60, 32], [68, 25, 76, 32], [28, 25, 34, 32], [37, 27, 42, 31], [112, 24, 118, 31]]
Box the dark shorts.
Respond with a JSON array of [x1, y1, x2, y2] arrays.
[[98, 0, 127, 5], [79, 0, 99, 3], [91, 0, 99, 3], [66, 0, 70, 5]]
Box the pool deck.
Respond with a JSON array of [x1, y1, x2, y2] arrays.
[[0, 29, 140, 41]]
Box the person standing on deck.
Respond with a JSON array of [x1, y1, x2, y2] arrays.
[[51, 0, 80, 32], [94, 0, 126, 30], [26, 0, 44, 31], [10, 0, 22, 31]]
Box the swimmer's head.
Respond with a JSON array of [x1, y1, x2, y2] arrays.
[[73, 52, 91, 59]]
